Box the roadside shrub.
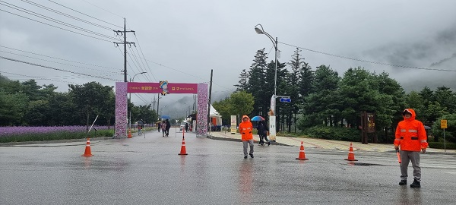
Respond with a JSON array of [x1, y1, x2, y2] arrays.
[[428, 142, 456, 150], [0, 126, 114, 143], [303, 126, 360, 142]]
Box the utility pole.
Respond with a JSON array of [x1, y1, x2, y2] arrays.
[[114, 18, 135, 82], [157, 93, 160, 120], [207, 69, 213, 129]]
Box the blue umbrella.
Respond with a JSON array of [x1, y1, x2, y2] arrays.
[[251, 116, 265, 121]]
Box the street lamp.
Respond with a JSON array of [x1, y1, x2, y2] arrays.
[[254, 24, 278, 115], [129, 71, 147, 129], [255, 24, 279, 141]]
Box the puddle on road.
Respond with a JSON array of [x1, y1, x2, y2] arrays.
[[347, 162, 383, 166]]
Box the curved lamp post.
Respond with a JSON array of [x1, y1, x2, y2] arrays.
[[255, 24, 278, 141], [254, 24, 278, 115]]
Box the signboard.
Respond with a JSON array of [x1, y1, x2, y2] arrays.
[[441, 120, 447, 129], [127, 82, 198, 94], [367, 113, 375, 133], [269, 116, 276, 141], [280, 98, 291, 103], [230, 115, 237, 134]]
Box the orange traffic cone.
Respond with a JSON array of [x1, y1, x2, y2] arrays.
[[178, 137, 188, 155], [296, 141, 308, 160], [82, 138, 93, 157], [127, 129, 132, 138], [345, 142, 358, 161]]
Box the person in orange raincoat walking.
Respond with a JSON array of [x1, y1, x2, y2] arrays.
[[394, 108, 428, 188], [239, 115, 254, 159]]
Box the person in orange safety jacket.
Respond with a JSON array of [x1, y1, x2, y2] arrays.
[[394, 108, 428, 188], [239, 115, 254, 159]]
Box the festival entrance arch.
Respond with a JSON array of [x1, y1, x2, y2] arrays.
[[114, 81, 209, 138]]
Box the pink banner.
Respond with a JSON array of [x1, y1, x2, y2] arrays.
[[127, 82, 198, 94]]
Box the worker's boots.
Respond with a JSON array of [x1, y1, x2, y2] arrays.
[[399, 180, 407, 185], [410, 179, 420, 188]]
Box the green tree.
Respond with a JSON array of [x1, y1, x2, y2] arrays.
[[24, 100, 50, 126], [69, 82, 114, 131], [0, 91, 28, 125], [21, 79, 42, 101], [246, 48, 269, 117], [213, 97, 233, 126], [47, 92, 76, 125], [434, 86, 456, 114], [234, 69, 249, 91], [300, 65, 340, 128], [100, 90, 115, 128], [230, 91, 254, 121], [372, 72, 405, 135], [285, 48, 306, 132]]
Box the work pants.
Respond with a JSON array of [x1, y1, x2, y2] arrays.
[[242, 140, 254, 156], [400, 150, 421, 182]]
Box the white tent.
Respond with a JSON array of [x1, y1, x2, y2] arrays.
[[209, 104, 222, 126]]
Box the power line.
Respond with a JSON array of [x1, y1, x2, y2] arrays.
[[1, 70, 77, 84], [47, 0, 122, 29], [133, 93, 149, 105], [0, 8, 112, 43], [116, 46, 141, 81], [126, 46, 148, 81], [127, 46, 155, 82], [280, 41, 456, 72], [0, 55, 119, 81], [133, 35, 157, 81], [0, 45, 120, 71], [131, 46, 150, 78], [20, 0, 114, 31], [0, 50, 121, 75], [80, 0, 124, 19], [0, 1, 117, 41]]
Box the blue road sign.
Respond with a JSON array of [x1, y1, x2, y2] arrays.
[[280, 98, 291, 103]]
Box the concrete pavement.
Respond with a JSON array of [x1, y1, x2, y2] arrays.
[[207, 131, 456, 154]]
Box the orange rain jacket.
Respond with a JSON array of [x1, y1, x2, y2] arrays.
[[394, 108, 428, 152], [239, 115, 253, 141]]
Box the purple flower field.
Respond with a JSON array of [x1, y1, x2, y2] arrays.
[[0, 126, 111, 137]]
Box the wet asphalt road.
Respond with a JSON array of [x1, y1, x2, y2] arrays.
[[1, 128, 455, 205]]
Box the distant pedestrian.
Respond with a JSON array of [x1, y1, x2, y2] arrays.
[[138, 119, 144, 135], [395, 108, 428, 188], [161, 120, 167, 137], [165, 119, 171, 137], [257, 120, 270, 146], [157, 122, 161, 132], [185, 122, 189, 132], [239, 115, 254, 159]]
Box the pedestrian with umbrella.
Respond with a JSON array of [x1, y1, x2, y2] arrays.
[[252, 116, 269, 146], [257, 120, 270, 146]]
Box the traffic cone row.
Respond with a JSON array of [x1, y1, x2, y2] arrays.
[[296, 141, 308, 160], [89, 130, 361, 162], [82, 138, 93, 157], [345, 142, 358, 161]]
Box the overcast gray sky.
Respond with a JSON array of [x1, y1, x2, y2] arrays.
[[1, 0, 456, 118]]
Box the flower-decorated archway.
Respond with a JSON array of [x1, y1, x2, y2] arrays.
[[114, 82, 208, 138]]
